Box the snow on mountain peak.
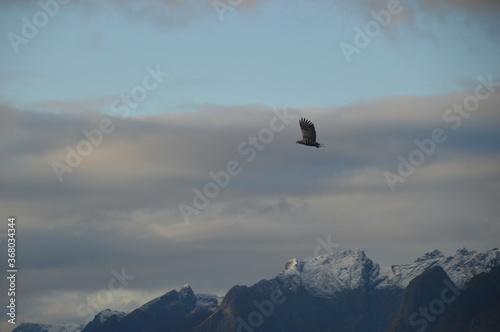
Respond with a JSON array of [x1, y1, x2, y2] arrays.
[[276, 248, 499, 299], [195, 293, 222, 311], [376, 247, 499, 289], [278, 248, 378, 298], [455, 247, 476, 256], [137, 284, 220, 317], [95, 309, 126, 323], [414, 249, 444, 262], [179, 283, 194, 298]]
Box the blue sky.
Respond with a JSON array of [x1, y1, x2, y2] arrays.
[[1, 0, 499, 330], [1, 0, 499, 113]]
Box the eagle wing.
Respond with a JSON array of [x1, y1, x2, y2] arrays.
[[299, 117, 317, 143]]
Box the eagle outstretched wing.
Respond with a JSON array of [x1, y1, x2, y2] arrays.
[[299, 117, 317, 143]]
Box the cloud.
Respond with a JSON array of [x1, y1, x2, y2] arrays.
[[0, 0, 273, 29], [1, 86, 499, 325], [2, 0, 498, 43]]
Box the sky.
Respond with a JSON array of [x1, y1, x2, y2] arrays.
[[0, 0, 499, 330]]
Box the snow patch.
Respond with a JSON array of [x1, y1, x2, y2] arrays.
[[277, 247, 499, 299], [96, 309, 126, 323], [195, 293, 221, 311]]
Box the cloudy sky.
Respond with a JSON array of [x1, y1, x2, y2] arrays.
[[1, 0, 499, 329]]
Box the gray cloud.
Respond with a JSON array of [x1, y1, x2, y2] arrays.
[[1, 1, 499, 330], [1, 86, 499, 326]]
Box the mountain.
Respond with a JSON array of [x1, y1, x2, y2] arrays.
[[386, 265, 458, 332], [195, 249, 399, 332], [14, 248, 499, 332], [80, 309, 126, 332], [145, 308, 216, 332], [428, 265, 500, 332], [80, 284, 220, 332], [381, 247, 500, 289], [13, 285, 219, 332], [388, 265, 500, 332], [12, 322, 84, 332], [195, 247, 499, 332]]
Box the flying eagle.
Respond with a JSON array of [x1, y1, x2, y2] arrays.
[[296, 117, 324, 148]]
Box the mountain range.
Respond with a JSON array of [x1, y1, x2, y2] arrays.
[[13, 247, 500, 332]]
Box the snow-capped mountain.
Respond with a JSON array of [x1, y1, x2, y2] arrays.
[[13, 285, 219, 332], [195, 247, 499, 332], [280, 247, 500, 298], [135, 283, 219, 314], [14, 248, 499, 332], [380, 247, 500, 289], [80, 309, 127, 332], [12, 310, 126, 332], [279, 248, 380, 298], [93, 309, 126, 323], [80, 284, 220, 332]]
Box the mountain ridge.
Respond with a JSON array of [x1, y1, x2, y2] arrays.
[[195, 247, 499, 332], [13, 247, 499, 332]]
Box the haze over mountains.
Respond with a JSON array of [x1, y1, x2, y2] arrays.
[[13, 247, 500, 332]]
